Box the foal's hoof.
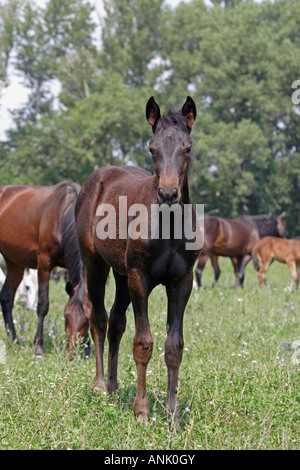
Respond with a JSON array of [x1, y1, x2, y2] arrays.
[[106, 380, 118, 395], [93, 382, 108, 396], [34, 345, 44, 357], [134, 410, 149, 424], [133, 402, 149, 424]]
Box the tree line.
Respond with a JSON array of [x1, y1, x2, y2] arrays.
[[0, 0, 299, 235]]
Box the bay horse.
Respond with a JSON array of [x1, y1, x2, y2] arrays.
[[195, 212, 286, 288], [75, 96, 201, 422], [0, 181, 92, 356], [253, 236, 300, 291]]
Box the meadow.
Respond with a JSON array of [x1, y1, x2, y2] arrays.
[[0, 258, 299, 450]]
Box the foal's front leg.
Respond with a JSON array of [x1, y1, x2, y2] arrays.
[[287, 260, 298, 292], [165, 271, 193, 423], [127, 268, 153, 422], [106, 270, 131, 394]]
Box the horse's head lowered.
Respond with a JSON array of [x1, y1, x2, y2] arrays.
[[146, 96, 197, 206], [64, 278, 92, 356]]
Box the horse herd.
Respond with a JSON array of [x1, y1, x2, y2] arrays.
[[0, 97, 299, 423]]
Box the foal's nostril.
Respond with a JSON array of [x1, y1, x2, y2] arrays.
[[158, 186, 179, 204], [171, 187, 178, 202]]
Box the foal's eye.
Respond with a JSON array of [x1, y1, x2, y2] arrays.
[[185, 146, 192, 154], [149, 147, 157, 157]]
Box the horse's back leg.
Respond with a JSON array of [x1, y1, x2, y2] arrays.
[[235, 254, 251, 288], [87, 259, 110, 394], [0, 261, 25, 340], [195, 254, 207, 288], [106, 270, 131, 394], [210, 255, 221, 285], [34, 263, 51, 356]]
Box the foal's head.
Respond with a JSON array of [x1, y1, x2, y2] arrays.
[[146, 96, 197, 205]]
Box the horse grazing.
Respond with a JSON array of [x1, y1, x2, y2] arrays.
[[253, 236, 300, 291], [0, 181, 92, 356], [75, 96, 201, 422], [195, 212, 286, 288]]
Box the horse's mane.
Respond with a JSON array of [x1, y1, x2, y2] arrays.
[[241, 214, 278, 237]]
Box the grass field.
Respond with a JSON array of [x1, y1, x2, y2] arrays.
[[0, 258, 300, 450]]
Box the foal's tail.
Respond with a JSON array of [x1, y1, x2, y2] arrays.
[[251, 244, 260, 271]]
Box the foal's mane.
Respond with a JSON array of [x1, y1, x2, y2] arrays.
[[158, 107, 191, 132]]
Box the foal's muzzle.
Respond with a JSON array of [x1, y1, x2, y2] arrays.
[[157, 185, 179, 206]]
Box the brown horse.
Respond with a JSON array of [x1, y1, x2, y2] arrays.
[[0, 181, 92, 356], [75, 96, 201, 422], [253, 236, 300, 291], [195, 212, 286, 288]]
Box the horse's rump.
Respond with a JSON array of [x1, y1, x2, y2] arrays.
[[0, 181, 79, 269]]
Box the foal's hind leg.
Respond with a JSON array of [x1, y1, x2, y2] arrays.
[[107, 270, 131, 394], [0, 261, 25, 340], [87, 261, 110, 394]]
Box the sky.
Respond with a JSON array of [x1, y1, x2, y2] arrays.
[[0, 0, 191, 139]]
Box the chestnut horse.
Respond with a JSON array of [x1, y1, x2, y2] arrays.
[[195, 212, 286, 288], [0, 181, 92, 356], [75, 97, 201, 422], [253, 236, 300, 291]]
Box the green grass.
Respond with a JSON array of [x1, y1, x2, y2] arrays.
[[0, 258, 300, 450]]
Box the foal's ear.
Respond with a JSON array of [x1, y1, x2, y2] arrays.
[[146, 97, 161, 133], [277, 211, 286, 219], [66, 281, 74, 297], [182, 96, 197, 131]]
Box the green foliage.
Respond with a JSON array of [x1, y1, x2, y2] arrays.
[[101, 0, 164, 87], [0, 0, 19, 84], [1, 260, 300, 449], [0, 0, 300, 234]]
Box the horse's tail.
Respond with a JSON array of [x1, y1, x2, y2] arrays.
[[60, 182, 84, 289], [252, 243, 260, 271]]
